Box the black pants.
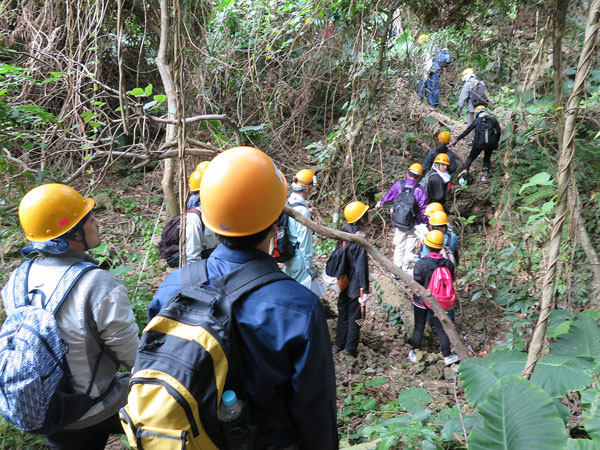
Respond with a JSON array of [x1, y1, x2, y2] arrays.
[[463, 145, 495, 172], [412, 305, 451, 357], [334, 290, 361, 354], [45, 414, 124, 450]]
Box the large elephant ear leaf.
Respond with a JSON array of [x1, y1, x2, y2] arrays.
[[550, 316, 600, 361], [459, 350, 525, 408], [566, 439, 600, 450], [582, 389, 600, 440], [469, 375, 568, 450]]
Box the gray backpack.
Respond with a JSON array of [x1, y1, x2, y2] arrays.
[[0, 259, 108, 434], [470, 81, 488, 108]]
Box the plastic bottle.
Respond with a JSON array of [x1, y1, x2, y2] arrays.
[[218, 390, 244, 423]]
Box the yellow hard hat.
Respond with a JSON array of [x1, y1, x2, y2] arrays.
[[417, 34, 429, 45], [344, 201, 369, 224], [19, 184, 95, 242], [408, 163, 423, 176], [293, 169, 317, 188], [195, 161, 210, 172], [424, 230, 445, 249], [462, 68, 474, 77], [188, 170, 204, 192], [429, 211, 449, 226], [424, 202, 444, 217], [200, 147, 287, 237], [438, 131, 451, 144], [434, 153, 450, 166], [475, 105, 487, 114]]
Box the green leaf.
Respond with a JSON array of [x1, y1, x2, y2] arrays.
[[441, 414, 482, 441], [239, 123, 267, 132], [144, 83, 153, 96], [127, 87, 146, 97], [531, 356, 595, 397], [469, 375, 568, 450], [362, 397, 377, 411], [582, 389, 600, 440], [550, 316, 600, 361], [365, 377, 388, 387], [411, 409, 431, 423], [566, 439, 600, 450], [110, 264, 135, 277], [519, 172, 554, 194], [153, 94, 167, 103], [396, 387, 430, 413], [459, 350, 526, 408]]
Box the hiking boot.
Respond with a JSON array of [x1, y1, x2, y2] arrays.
[[444, 354, 459, 366], [343, 349, 358, 358], [333, 345, 343, 353], [408, 350, 418, 363]]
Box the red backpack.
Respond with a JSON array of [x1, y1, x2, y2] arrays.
[[425, 266, 456, 310]]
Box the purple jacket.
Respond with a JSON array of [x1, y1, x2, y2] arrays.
[[380, 177, 429, 225]]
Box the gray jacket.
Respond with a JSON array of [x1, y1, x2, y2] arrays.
[[458, 78, 488, 113], [1, 250, 139, 430]]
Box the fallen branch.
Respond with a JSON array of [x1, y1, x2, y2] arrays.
[[284, 205, 473, 361], [147, 113, 242, 145]]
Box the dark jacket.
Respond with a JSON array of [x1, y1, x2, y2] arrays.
[[424, 171, 450, 205], [423, 145, 457, 174], [341, 223, 370, 298], [413, 253, 455, 308], [456, 114, 502, 146], [148, 244, 338, 450]]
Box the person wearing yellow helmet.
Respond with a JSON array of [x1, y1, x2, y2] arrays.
[[451, 105, 502, 182], [422, 131, 457, 174], [409, 230, 458, 366], [283, 169, 321, 293], [331, 201, 371, 357], [417, 34, 452, 108], [458, 68, 490, 141], [376, 163, 429, 274], [2, 184, 139, 448], [420, 152, 452, 207], [150, 147, 337, 449], [420, 210, 459, 265]]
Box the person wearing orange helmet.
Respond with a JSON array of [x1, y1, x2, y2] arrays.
[[149, 148, 337, 449], [376, 163, 429, 274], [1, 184, 139, 449], [422, 131, 457, 174], [420, 153, 452, 207], [283, 169, 321, 294]]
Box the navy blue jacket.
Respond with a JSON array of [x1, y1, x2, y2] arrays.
[[149, 244, 338, 449]]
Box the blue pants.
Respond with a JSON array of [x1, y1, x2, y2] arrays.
[[418, 70, 441, 107], [334, 290, 361, 355]]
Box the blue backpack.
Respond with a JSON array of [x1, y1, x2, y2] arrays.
[[437, 49, 452, 67], [0, 258, 107, 434]]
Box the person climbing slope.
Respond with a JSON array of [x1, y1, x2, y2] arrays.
[[410, 230, 459, 367], [333, 201, 370, 358], [416, 34, 452, 108], [420, 153, 452, 207], [452, 105, 502, 182], [422, 131, 457, 174], [457, 68, 491, 141]]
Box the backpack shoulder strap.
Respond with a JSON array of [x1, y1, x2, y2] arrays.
[[181, 259, 209, 290], [44, 261, 99, 315], [12, 258, 35, 310], [215, 258, 290, 302]]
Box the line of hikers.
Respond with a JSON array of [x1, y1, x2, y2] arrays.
[[0, 118, 501, 448]]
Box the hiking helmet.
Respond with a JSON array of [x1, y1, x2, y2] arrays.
[[292, 169, 317, 191], [462, 68, 474, 81], [188, 170, 205, 192], [417, 34, 429, 45], [434, 153, 450, 166], [429, 211, 449, 226], [408, 163, 423, 177], [438, 131, 451, 144], [424, 202, 444, 217], [200, 147, 287, 237], [475, 105, 487, 117], [344, 201, 369, 224], [195, 161, 210, 172], [19, 184, 95, 241], [424, 230, 445, 249]]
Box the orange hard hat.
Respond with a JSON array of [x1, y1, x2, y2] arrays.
[[200, 147, 287, 237], [438, 131, 451, 144], [188, 170, 204, 192], [19, 184, 95, 241]]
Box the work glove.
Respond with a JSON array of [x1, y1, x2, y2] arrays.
[[358, 293, 369, 306], [375, 201, 382, 208], [308, 267, 318, 280]]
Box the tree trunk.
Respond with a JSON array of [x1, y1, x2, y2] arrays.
[[155, 0, 179, 215], [553, 0, 569, 146], [284, 205, 473, 361], [522, 0, 600, 379]]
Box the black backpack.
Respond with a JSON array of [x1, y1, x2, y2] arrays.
[[470, 81, 488, 108], [474, 116, 500, 149], [392, 181, 418, 231], [158, 208, 207, 268], [120, 257, 290, 450], [272, 201, 303, 263]]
